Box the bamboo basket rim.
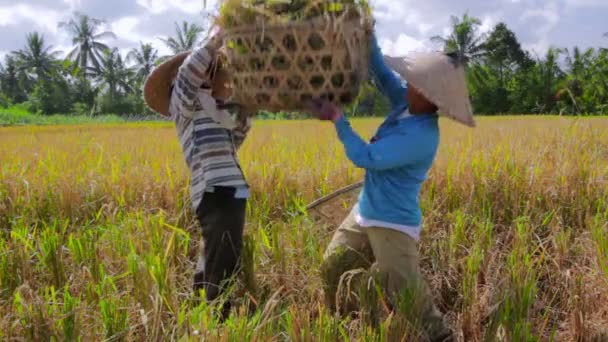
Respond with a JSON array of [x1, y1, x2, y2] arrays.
[[223, 11, 371, 36]]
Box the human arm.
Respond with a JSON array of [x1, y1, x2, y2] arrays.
[[368, 34, 408, 109], [333, 116, 429, 170], [231, 110, 252, 150], [172, 34, 223, 118], [306, 99, 428, 170]]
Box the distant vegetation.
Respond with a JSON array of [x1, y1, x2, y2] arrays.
[[0, 12, 607, 119], [0, 104, 163, 126], [0, 104, 308, 126]]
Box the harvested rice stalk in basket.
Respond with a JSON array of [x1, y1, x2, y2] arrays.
[[215, 0, 373, 113]]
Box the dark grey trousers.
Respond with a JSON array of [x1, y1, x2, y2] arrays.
[[193, 187, 246, 306]]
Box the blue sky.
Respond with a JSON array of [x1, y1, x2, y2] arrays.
[[0, 0, 606, 61]]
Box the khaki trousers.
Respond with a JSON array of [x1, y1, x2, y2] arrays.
[[321, 210, 451, 339]]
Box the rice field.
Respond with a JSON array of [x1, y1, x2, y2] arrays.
[[0, 116, 607, 341]]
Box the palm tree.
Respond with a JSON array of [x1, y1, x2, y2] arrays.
[[159, 21, 204, 55], [12, 32, 61, 81], [59, 12, 117, 75], [0, 59, 9, 91], [560, 47, 582, 111], [587, 49, 608, 109], [127, 43, 159, 82], [1, 55, 30, 103], [91, 48, 133, 103], [0, 58, 15, 104], [538, 47, 564, 112], [431, 13, 487, 65], [564, 47, 593, 81], [558, 47, 595, 113]]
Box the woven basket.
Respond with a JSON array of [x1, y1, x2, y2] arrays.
[[306, 181, 363, 228], [223, 13, 371, 112]]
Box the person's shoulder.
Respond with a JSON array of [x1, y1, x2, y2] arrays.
[[396, 116, 438, 140], [415, 116, 440, 148], [397, 114, 437, 127], [416, 115, 439, 137]]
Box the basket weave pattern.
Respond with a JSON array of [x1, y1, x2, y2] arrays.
[[224, 16, 371, 112]]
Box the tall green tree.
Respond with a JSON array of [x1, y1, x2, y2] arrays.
[[557, 47, 592, 112], [59, 13, 116, 109], [27, 63, 75, 115], [557, 47, 608, 114], [11, 32, 76, 114], [91, 48, 133, 105], [534, 48, 565, 113], [466, 22, 531, 114], [588, 49, 608, 112], [483, 23, 529, 85], [59, 13, 117, 75], [159, 21, 204, 55], [12, 32, 61, 82], [0, 56, 28, 104], [0, 60, 8, 107], [127, 42, 159, 82], [431, 13, 486, 64], [126, 43, 159, 115]]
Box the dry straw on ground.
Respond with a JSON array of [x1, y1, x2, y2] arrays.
[[0, 117, 607, 340]]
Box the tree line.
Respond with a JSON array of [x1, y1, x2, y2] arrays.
[[0, 13, 205, 116], [434, 15, 608, 115], [0, 12, 606, 116]]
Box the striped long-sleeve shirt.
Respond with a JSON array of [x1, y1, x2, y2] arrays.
[[170, 41, 252, 211]]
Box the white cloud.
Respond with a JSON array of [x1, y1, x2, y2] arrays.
[[134, 0, 169, 14], [112, 17, 145, 44], [135, 0, 212, 15], [1, 0, 607, 63], [479, 15, 498, 35], [417, 22, 433, 35], [522, 2, 561, 25], [371, 0, 408, 22], [379, 33, 430, 56], [0, 4, 62, 34], [564, 0, 608, 7], [521, 2, 562, 54], [62, 0, 81, 10], [53, 43, 73, 57]]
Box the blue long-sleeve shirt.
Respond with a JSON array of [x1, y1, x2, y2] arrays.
[[333, 35, 439, 235]]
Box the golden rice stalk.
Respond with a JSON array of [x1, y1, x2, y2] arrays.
[[214, 0, 371, 30]]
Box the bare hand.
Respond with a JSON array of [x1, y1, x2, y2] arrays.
[[208, 29, 225, 50], [305, 98, 343, 122]]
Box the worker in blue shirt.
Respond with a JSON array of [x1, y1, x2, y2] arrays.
[[307, 33, 475, 341]]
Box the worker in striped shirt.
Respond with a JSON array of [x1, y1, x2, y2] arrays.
[[144, 31, 253, 317]]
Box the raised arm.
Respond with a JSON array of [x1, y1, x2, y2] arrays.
[[305, 99, 433, 169], [231, 110, 252, 150], [334, 116, 432, 170], [369, 35, 408, 109], [171, 36, 222, 118]]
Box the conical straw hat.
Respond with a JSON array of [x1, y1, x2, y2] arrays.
[[143, 52, 190, 117], [384, 52, 475, 127]]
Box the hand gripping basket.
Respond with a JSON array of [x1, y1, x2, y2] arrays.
[[223, 12, 372, 112]]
